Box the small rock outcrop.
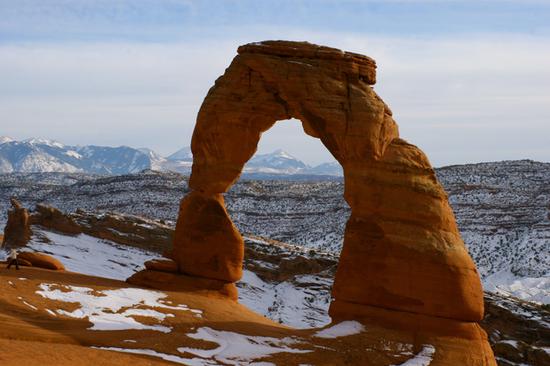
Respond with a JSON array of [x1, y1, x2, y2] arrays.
[[170, 40, 496, 365], [32, 204, 82, 235], [2, 198, 32, 248], [17, 252, 65, 271]]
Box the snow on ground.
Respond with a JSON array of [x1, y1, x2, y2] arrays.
[[484, 269, 549, 304], [92, 347, 216, 366], [237, 270, 331, 329], [28, 230, 157, 280], [313, 321, 365, 339], [178, 327, 311, 365], [36, 283, 202, 332], [95, 327, 311, 366], [391, 345, 436, 366]]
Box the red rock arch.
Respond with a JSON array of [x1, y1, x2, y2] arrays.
[[173, 41, 484, 323]]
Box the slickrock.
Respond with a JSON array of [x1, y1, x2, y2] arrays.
[[170, 40, 494, 364], [2, 198, 32, 247]]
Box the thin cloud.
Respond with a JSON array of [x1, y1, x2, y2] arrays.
[[0, 30, 548, 165]]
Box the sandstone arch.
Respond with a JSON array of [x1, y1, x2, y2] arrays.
[[173, 41, 484, 324]]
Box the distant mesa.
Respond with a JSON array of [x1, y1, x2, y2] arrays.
[[158, 40, 497, 365]]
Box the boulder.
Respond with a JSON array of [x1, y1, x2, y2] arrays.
[[17, 252, 65, 271]]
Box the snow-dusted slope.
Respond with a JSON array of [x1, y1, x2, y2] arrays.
[[0, 160, 548, 305]]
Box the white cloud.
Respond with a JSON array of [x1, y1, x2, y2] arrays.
[[0, 31, 549, 165]]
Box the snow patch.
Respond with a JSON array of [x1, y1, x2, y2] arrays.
[[92, 347, 214, 366], [484, 269, 549, 304], [36, 283, 202, 332], [391, 345, 436, 366], [313, 321, 365, 339], [65, 150, 83, 159], [177, 327, 311, 364]]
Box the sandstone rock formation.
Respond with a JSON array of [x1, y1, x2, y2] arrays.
[[2, 198, 32, 248], [17, 252, 65, 270], [170, 41, 496, 364]]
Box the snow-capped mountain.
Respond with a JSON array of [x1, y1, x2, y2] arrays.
[[0, 138, 343, 176], [0, 136, 14, 144], [302, 161, 343, 176], [244, 149, 308, 174], [0, 138, 152, 174], [165, 146, 342, 176], [167, 146, 193, 161]]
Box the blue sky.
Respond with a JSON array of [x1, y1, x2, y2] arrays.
[[1, 0, 549, 165]]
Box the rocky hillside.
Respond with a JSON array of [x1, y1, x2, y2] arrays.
[[0, 160, 548, 304]]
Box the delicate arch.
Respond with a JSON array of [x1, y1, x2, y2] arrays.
[[173, 41, 484, 323]]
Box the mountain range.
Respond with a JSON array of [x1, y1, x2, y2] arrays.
[[0, 137, 342, 176]]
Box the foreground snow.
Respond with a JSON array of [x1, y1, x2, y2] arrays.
[[391, 345, 436, 366], [178, 327, 310, 364], [36, 283, 202, 332], [313, 321, 365, 338]]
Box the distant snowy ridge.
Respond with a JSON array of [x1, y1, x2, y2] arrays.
[[0, 138, 151, 174], [0, 138, 342, 176]]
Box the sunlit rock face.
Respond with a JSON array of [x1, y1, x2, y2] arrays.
[[172, 40, 496, 365]]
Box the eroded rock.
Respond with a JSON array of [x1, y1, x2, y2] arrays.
[[2, 198, 32, 248]]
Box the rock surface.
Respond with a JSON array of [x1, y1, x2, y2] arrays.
[[172, 40, 494, 364]]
